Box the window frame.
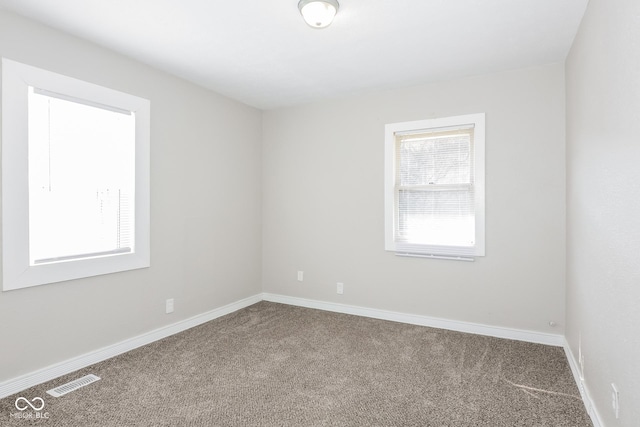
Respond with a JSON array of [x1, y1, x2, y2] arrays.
[[384, 113, 485, 260], [2, 58, 150, 291]]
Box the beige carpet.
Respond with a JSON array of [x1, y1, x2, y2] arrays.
[[1, 301, 592, 426]]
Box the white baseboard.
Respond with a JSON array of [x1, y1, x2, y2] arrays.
[[0, 293, 262, 399], [563, 339, 604, 427], [1, 288, 593, 427], [262, 293, 564, 347], [264, 294, 606, 424]]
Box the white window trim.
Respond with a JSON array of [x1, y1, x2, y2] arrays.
[[2, 58, 150, 291], [384, 113, 485, 260]]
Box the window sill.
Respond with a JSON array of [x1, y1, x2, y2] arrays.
[[394, 252, 475, 262]]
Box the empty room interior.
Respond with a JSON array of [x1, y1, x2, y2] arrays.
[[0, 0, 638, 426]]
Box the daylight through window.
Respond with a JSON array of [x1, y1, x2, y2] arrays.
[[28, 88, 136, 264]]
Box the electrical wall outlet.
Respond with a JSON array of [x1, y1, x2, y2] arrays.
[[166, 298, 174, 314], [337, 282, 344, 294], [297, 271, 304, 282]]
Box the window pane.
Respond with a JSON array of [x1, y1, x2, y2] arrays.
[[397, 189, 475, 247], [28, 88, 135, 264], [399, 134, 471, 186]]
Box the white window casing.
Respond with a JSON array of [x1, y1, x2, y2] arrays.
[[2, 58, 150, 291], [385, 113, 485, 260]]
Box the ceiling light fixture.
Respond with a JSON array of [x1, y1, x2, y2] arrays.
[[298, 0, 339, 29]]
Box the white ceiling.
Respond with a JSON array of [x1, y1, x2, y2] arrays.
[[0, 0, 588, 110]]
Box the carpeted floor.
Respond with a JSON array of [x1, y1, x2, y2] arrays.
[[1, 302, 592, 426]]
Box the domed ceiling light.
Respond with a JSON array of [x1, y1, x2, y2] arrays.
[[298, 0, 339, 29]]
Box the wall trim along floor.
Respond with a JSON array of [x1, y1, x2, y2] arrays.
[[563, 340, 604, 427], [0, 294, 262, 399], [3, 292, 596, 427], [262, 293, 564, 347], [263, 293, 604, 427]]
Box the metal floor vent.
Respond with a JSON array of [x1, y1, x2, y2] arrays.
[[46, 374, 101, 397]]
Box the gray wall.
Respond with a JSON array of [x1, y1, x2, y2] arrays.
[[262, 63, 567, 334], [11, 9, 638, 426], [0, 11, 263, 383], [566, 0, 640, 425]]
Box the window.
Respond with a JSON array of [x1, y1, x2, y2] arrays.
[[384, 114, 485, 260], [2, 58, 150, 291]]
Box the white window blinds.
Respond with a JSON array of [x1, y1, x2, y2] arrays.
[[27, 87, 135, 265]]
